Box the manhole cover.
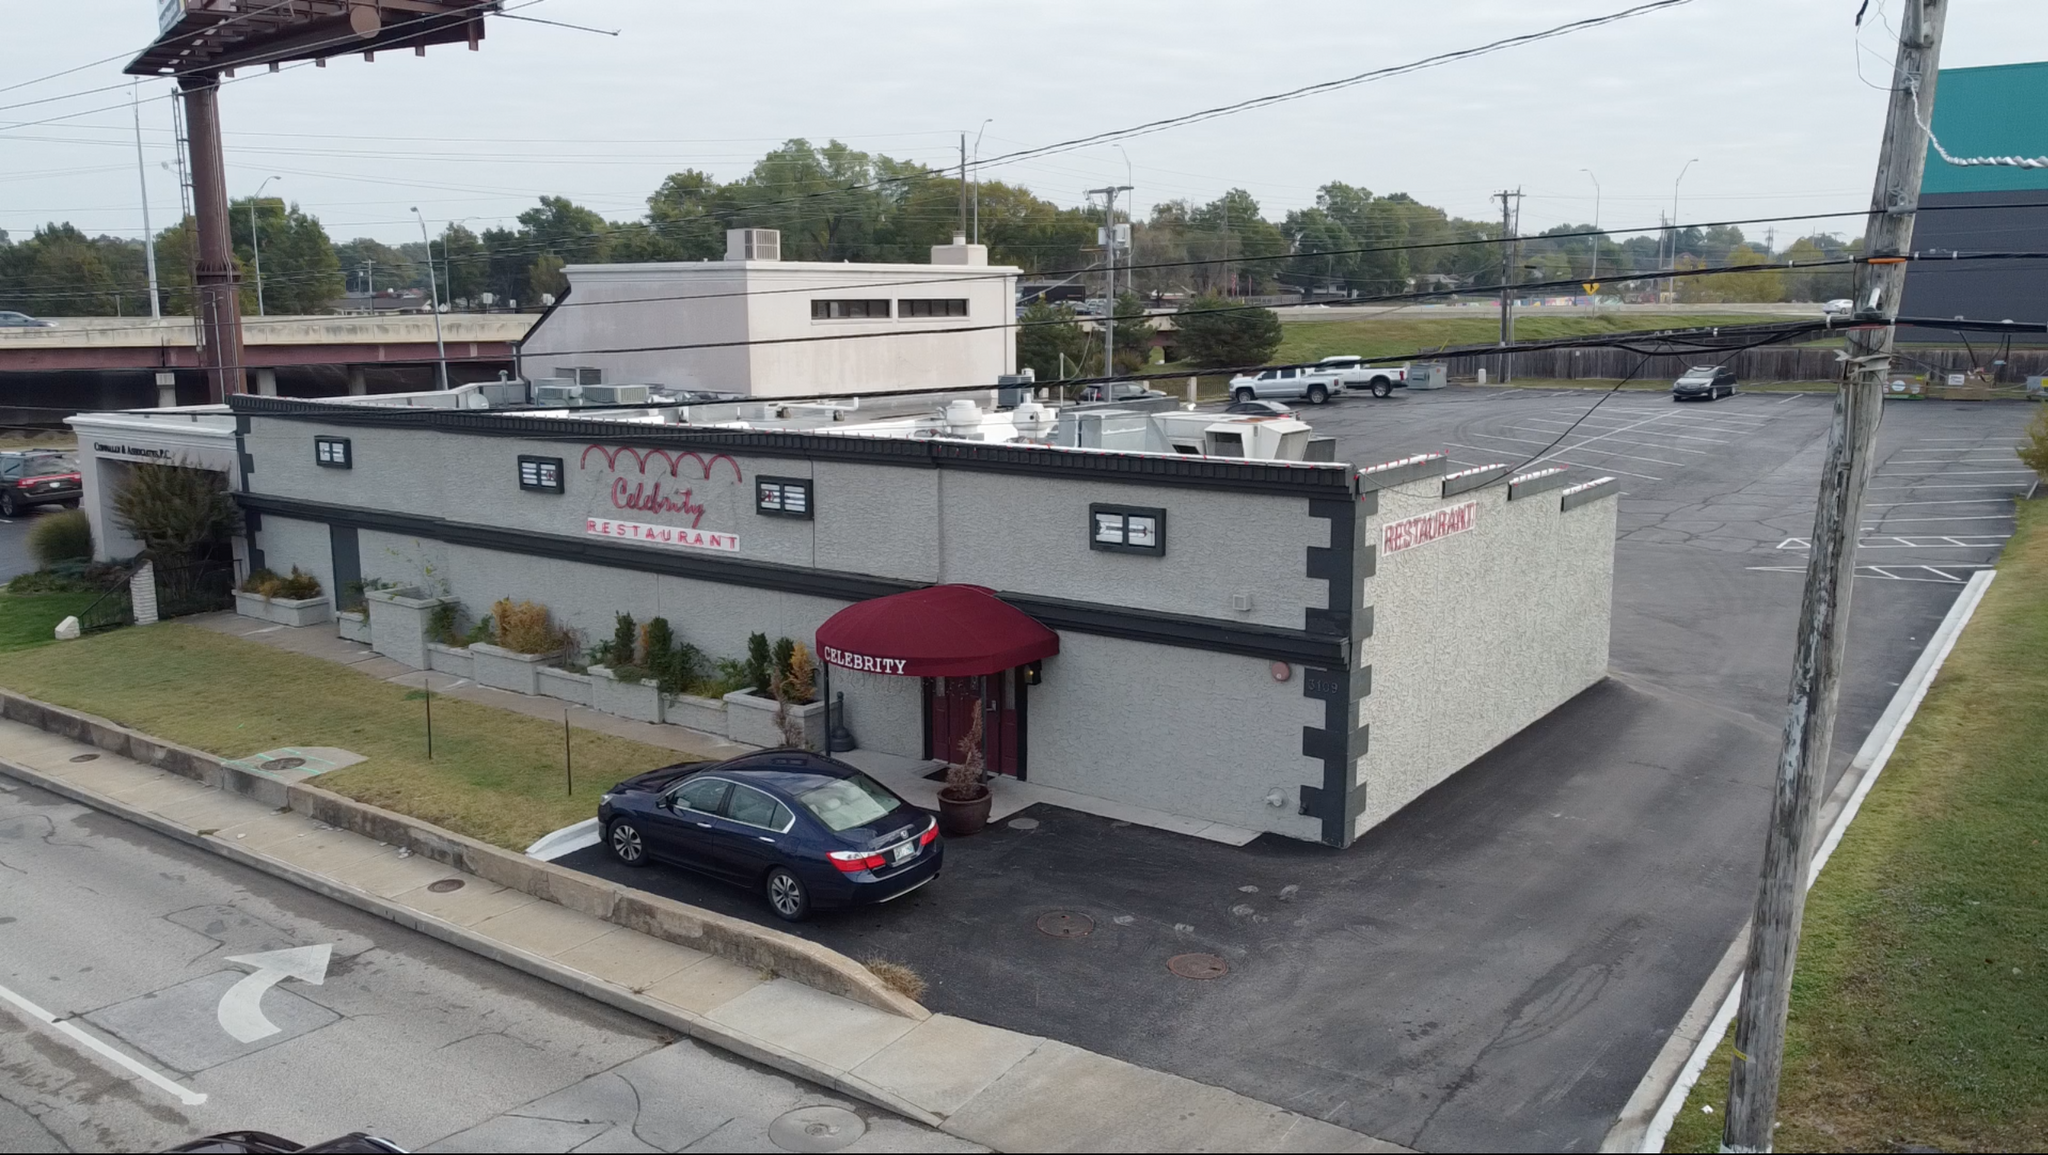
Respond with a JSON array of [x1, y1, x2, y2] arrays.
[[1008, 816, 1040, 830], [260, 757, 308, 772], [68, 754, 99, 763], [1036, 910, 1093, 938], [768, 1105, 865, 1153], [1167, 953, 1230, 980], [426, 878, 465, 893]]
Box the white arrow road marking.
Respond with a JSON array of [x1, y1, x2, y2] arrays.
[[0, 980, 207, 1106], [217, 944, 331, 1044]]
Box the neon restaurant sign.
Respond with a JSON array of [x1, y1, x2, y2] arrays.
[[580, 445, 745, 553]]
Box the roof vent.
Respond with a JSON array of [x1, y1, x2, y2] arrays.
[[726, 228, 780, 261]]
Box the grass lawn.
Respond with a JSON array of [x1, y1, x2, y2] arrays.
[[1665, 497, 2048, 1152], [0, 623, 693, 850], [0, 591, 105, 652]]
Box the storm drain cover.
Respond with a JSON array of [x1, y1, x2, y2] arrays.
[[426, 878, 465, 893], [68, 754, 99, 763], [768, 1105, 865, 1152], [259, 757, 307, 773], [1036, 910, 1093, 938], [1167, 953, 1230, 980]]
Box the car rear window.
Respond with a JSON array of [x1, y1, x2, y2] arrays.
[[796, 773, 900, 832], [19, 456, 71, 477]]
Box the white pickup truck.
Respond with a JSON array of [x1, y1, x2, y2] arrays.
[[1227, 356, 1407, 404]]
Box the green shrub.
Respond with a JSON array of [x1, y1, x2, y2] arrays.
[[463, 614, 494, 647], [240, 567, 279, 595], [276, 567, 320, 599], [609, 613, 637, 666], [772, 636, 795, 690], [746, 632, 772, 695], [2019, 403, 2048, 480], [28, 509, 93, 567], [111, 461, 238, 561], [608, 664, 649, 684], [428, 602, 461, 647], [703, 656, 751, 698], [1174, 293, 1283, 369]]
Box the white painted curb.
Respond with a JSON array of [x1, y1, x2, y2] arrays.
[[524, 816, 600, 861], [1608, 568, 1998, 1153]]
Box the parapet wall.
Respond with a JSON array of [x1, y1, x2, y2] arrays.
[[1353, 454, 1617, 837]]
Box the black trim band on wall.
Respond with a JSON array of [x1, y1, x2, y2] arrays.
[[230, 396, 1356, 498], [1301, 494, 1373, 847], [237, 492, 1349, 666]]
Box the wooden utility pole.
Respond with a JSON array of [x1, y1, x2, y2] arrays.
[[958, 133, 969, 239], [1493, 188, 1522, 379], [1721, 2, 1946, 1150]]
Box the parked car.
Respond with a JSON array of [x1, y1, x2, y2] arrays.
[[0, 310, 56, 328], [599, 751, 942, 921], [0, 451, 80, 517], [1821, 298, 1854, 317], [1222, 399, 1297, 417], [1316, 355, 1408, 398], [1671, 365, 1739, 402], [1227, 366, 1340, 405]]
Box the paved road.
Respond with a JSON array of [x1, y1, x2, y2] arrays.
[[0, 772, 974, 1154], [0, 505, 60, 584], [563, 388, 2038, 1152]]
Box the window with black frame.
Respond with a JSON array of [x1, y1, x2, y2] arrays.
[[518, 455, 564, 493], [757, 476, 813, 518], [314, 436, 351, 468], [1089, 504, 1165, 555]]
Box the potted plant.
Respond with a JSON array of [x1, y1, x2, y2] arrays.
[[233, 566, 331, 627], [937, 709, 992, 837]]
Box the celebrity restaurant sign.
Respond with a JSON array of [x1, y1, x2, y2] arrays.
[[1380, 501, 1477, 556], [585, 517, 740, 553]]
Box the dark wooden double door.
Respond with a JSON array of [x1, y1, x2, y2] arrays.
[[926, 671, 1023, 779]]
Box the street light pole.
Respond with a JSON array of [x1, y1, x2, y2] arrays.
[[971, 119, 992, 245], [1669, 157, 1699, 302], [1580, 168, 1601, 299], [1114, 145, 1134, 295], [412, 207, 449, 390], [250, 174, 280, 317]]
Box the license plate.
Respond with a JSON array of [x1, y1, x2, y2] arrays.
[[892, 842, 914, 864]]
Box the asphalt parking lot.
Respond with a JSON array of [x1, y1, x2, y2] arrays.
[[564, 386, 2041, 1152]]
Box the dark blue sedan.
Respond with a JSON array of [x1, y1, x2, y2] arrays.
[[597, 751, 941, 921]]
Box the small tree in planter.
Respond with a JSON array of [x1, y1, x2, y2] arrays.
[[937, 706, 992, 837], [470, 598, 575, 695], [745, 632, 772, 696], [770, 641, 820, 749]]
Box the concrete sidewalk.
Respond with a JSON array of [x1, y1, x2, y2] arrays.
[[0, 716, 1401, 1153]]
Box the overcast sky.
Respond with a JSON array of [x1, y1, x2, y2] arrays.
[[3, 0, 2043, 250]]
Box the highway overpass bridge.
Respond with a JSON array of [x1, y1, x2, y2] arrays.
[[0, 314, 534, 424]]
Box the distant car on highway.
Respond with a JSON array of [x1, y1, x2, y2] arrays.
[[1671, 365, 1739, 402], [1222, 399, 1297, 417], [0, 451, 80, 517], [599, 751, 942, 922], [1821, 298, 1854, 317], [0, 310, 56, 328]]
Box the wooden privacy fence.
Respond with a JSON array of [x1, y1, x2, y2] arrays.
[[1437, 345, 2048, 384]]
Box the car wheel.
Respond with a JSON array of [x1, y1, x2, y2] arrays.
[[764, 867, 810, 922], [1232, 387, 1255, 404], [607, 820, 650, 867], [1371, 377, 1394, 398], [1305, 384, 1329, 405]]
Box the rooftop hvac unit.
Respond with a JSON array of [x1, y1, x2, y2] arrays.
[[726, 228, 781, 262], [580, 384, 649, 406], [534, 383, 581, 405]]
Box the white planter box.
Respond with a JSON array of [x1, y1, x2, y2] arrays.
[[364, 587, 450, 671], [234, 591, 332, 628], [472, 642, 560, 696], [590, 666, 664, 723], [723, 690, 826, 750], [538, 666, 592, 707], [336, 610, 371, 643], [665, 692, 728, 736], [426, 643, 474, 679]]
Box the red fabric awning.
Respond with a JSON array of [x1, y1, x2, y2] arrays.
[[815, 585, 1059, 678]]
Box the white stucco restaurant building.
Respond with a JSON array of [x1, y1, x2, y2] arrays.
[[67, 380, 1618, 849]]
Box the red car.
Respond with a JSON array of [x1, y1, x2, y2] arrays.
[[0, 451, 81, 518]]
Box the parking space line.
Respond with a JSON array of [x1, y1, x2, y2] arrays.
[[0, 980, 208, 1106], [1441, 441, 1664, 482], [1513, 420, 1715, 454], [1866, 498, 2019, 508], [1874, 469, 2037, 477], [1867, 483, 2034, 491], [1863, 515, 2013, 524], [1455, 431, 1679, 470]]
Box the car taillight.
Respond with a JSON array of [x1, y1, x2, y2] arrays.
[[828, 849, 887, 873], [918, 819, 938, 846]]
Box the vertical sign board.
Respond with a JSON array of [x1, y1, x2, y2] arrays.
[[1379, 501, 1478, 556]]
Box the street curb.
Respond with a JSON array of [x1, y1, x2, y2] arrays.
[[1598, 568, 1998, 1152], [0, 753, 948, 1131], [0, 688, 926, 1021]]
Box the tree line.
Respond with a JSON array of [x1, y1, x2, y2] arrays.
[[0, 138, 1854, 318]]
